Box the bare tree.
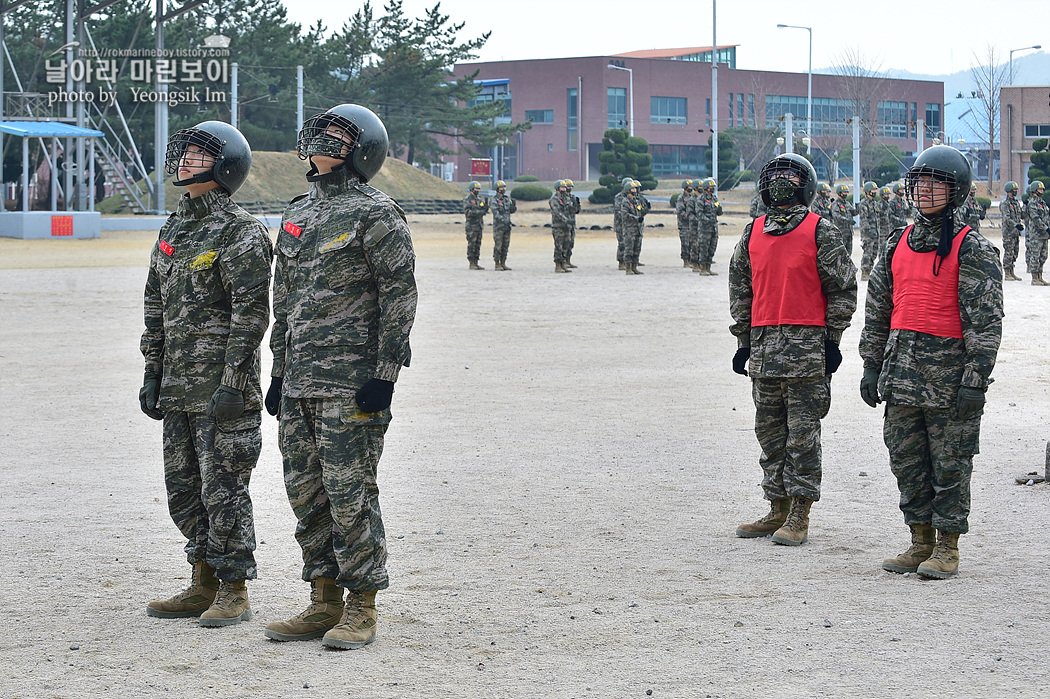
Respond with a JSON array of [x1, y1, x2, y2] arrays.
[[960, 45, 1006, 195], [830, 48, 890, 179]]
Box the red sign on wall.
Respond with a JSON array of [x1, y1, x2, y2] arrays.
[[51, 216, 74, 236], [470, 158, 492, 177]]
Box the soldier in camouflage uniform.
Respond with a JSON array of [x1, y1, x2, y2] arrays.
[[140, 121, 272, 627], [859, 181, 880, 280], [749, 190, 767, 219], [490, 180, 516, 271], [954, 182, 984, 233], [876, 186, 895, 260], [730, 154, 857, 546], [564, 180, 582, 268], [1024, 181, 1049, 285], [889, 182, 912, 231], [810, 182, 833, 217], [264, 105, 417, 649], [614, 176, 632, 270], [860, 145, 1003, 579], [999, 181, 1024, 281], [830, 184, 857, 259], [462, 181, 488, 269], [676, 180, 696, 267], [550, 180, 577, 273], [619, 180, 648, 274], [696, 177, 723, 275]]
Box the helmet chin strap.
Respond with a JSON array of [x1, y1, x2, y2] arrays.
[[173, 171, 214, 187], [306, 155, 350, 182]]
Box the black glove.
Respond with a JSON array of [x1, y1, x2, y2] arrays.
[[207, 385, 245, 421], [860, 367, 882, 408], [824, 339, 843, 375], [1016, 223, 1024, 232], [732, 347, 750, 376], [264, 377, 283, 417], [138, 372, 164, 420], [956, 386, 985, 420], [355, 378, 395, 413]]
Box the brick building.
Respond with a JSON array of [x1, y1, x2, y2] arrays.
[[1000, 85, 1050, 190]]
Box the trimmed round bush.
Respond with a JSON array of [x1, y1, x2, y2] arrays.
[[510, 185, 552, 201], [588, 188, 615, 204], [514, 174, 539, 182]]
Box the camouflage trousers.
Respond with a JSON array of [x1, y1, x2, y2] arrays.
[[860, 226, 878, 272], [615, 224, 624, 263], [279, 397, 390, 591], [1002, 226, 1020, 268], [552, 225, 572, 263], [465, 222, 484, 262], [492, 224, 511, 261], [839, 226, 854, 257], [162, 410, 261, 581], [752, 377, 831, 501], [1025, 234, 1048, 274], [884, 403, 980, 534], [698, 226, 718, 265], [678, 226, 690, 260], [622, 226, 644, 264], [567, 224, 577, 260]]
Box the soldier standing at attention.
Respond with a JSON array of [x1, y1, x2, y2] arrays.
[[619, 180, 648, 275], [564, 180, 582, 268], [1000, 182, 1024, 281], [830, 183, 857, 259], [463, 181, 488, 270], [877, 186, 894, 257], [696, 177, 723, 276], [860, 145, 1003, 579], [889, 182, 912, 230], [264, 104, 417, 648], [811, 182, 833, 217], [550, 180, 575, 273], [140, 121, 272, 627], [954, 182, 984, 233], [749, 190, 768, 220], [1024, 181, 1049, 285], [730, 154, 857, 545], [859, 181, 880, 280], [490, 180, 516, 271], [676, 180, 695, 267], [614, 176, 633, 269]]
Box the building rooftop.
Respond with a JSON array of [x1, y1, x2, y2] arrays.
[[614, 46, 739, 59]]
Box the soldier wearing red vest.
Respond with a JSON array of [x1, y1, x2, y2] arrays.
[[859, 145, 1003, 580], [729, 154, 858, 546]]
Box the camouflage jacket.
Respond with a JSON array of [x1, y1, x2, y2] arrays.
[[463, 193, 489, 224], [810, 195, 831, 217], [612, 191, 626, 233], [729, 205, 858, 378], [1024, 195, 1049, 238], [272, 171, 417, 403], [889, 196, 911, 229], [675, 192, 695, 231], [877, 199, 894, 236], [749, 192, 767, 219], [1000, 194, 1024, 233], [696, 192, 722, 231], [141, 189, 273, 413], [618, 193, 648, 233], [859, 214, 1004, 407], [490, 192, 516, 229], [859, 195, 879, 232], [829, 197, 857, 233], [954, 196, 984, 232], [549, 191, 578, 228]]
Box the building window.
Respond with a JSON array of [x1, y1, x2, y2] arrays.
[[650, 144, 705, 178], [911, 103, 917, 138], [608, 87, 627, 129], [1024, 124, 1050, 137], [567, 88, 578, 151], [766, 95, 858, 137], [727, 92, 734, 125], [705, 98, 711, 127], [525, 109, 554, 124], [925, 103, 941, 134], [737, 94, 745, 128], [877, 101, 907, 138], [748, 94, 755, 126], [650, 96, 687, 125]]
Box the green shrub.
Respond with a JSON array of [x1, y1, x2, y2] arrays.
[[1033, 138, 1048, 153], [976, 196, 991, 210], [588, 188, 614, 205], [737, 169, 755, 182], [670, 193, 680, 207], [514, 174, 539, 182], [510, 185, 552, 201]]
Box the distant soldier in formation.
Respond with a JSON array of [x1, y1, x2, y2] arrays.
[[490, 180, 516, 271], [999, 181, 1024, 281], [462, 181, 488, 270], [619, 179, 649, 274], [859, 181, 880, 280], [614, 176, 632, 270], [676, 179, 696, 267], [563, 180, 582, 268], [876, 186, 894, 257], [954, 182, 984, 233], [811, 182, 833, 217], [696, 177, 723, 275], [1025, 181, 1049, 286], [730, 153, 857, 546], [829, 184, 857, 258], [889, 182, 912, 231], [550, 180, 577, 273], [860, 145, 1003, 580], [749, 190, 767, 219]]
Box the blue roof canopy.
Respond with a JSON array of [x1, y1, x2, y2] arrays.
[[0, 121, 105, 138]]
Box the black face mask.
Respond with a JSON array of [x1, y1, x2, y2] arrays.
[[768, 178, 798, 206]]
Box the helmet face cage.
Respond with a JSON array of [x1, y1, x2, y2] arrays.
[[297, 112, 362, 161], [759, 155, 815, 207], [165, 128, 223, 176], [905, 166, 961, 211]]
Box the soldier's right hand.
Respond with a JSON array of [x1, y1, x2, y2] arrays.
[[139, 373, 164, 420], [265, 377, 283, 418], [732, 347, 750, 376], [860, 368, 882, 408], [1016, 224, 1024, 232]]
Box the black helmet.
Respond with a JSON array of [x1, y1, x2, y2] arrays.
[[904, 145, 972, 210], [297, 104, 388, 183], [758, 153, 818, 207], [165, 120, 252, 194]]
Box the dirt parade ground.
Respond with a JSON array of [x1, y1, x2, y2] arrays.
[[1, 206, 1048, 698]]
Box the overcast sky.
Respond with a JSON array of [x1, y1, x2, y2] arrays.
[[284, 0, 1042, 78]]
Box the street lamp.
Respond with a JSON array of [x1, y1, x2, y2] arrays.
[[777, 24, 812, 137], [607, 64, 634, 137], [1009, 44, 1041, 85]]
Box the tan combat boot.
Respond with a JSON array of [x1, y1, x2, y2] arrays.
[[321, 590, 378, 650], [146, 561, 219, 618], [683, 259, 690, 267], [501, 258, 512, 271], [469, 259, 483, 270], [882, 523, 936, 573], [555, 261, 570, 273], [199, 580, 251, 627], [1033, 272, 1049, 286], [493, 259, 502, 271], [565, 258, 578, 268], [264, 577, 345, 641], [771, 496, 814, 546], [618, 261, 626, 270], [1004, 266, 1020, 281], [860, 269, 870, 281], [916, 531, 960, 579], [735, 498, 791, 538], [706, 264, 718, 276], [631, 263, 644, 275]]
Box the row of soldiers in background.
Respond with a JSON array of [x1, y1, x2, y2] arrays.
[[550, 180, 582, 272], [675, 178, 725, 276], [999, 180, 1050, 285], [614, 178, 652, 275], [463, 180, 516, 270]]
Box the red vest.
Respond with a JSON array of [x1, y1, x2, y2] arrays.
[[890, 225, 967, 339], [749, 213, 827, 327]]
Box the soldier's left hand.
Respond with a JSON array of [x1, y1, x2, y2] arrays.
[[956, 386, 985, 420], [207, 385, 245, 421], [824, 339, 842, 375], [355, 378, 395, 413]]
